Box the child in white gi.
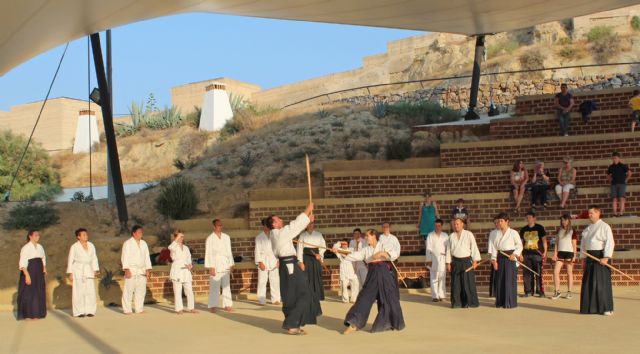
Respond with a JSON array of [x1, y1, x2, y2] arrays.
[[334, 240, 360, 303]]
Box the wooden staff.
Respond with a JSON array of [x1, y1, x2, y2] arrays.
[[305, 154, 312, 204], [292, 240, 351, 255], [499, 251, 540, 277], [581, 251, 635, 281], [389, 260, 409, 289], [465, 258, 489, 272]]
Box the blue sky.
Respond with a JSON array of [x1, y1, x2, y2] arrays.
[[0, 13, 422, 115]]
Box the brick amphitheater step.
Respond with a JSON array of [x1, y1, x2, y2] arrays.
[[440, 131, 640, 167], [324, 157, 640, 198]]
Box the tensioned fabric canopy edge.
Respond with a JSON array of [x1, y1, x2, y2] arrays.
[[1, 0, 638, 76]]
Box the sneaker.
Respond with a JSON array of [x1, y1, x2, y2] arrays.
[[551, 291, 561, 300], [564, 292, 572, 299], [603, 311, 613, 316]]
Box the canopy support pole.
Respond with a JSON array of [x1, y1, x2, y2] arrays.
[[90, 32, 129, 233], [465, 35, 485, 121]]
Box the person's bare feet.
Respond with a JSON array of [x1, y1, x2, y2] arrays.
[[187, 309, 198, 314], [223, 306, 233, 313], [343, 325, 357, 335], [272, 301, 282, 305], [287, 328, 306, 335], [209, 307, 217, 313]]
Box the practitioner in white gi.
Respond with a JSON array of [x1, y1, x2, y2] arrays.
[[268, 202, 318, 335], [333, 239, 359, 303], [205, 219, 235, 312], [168, 230, 196, 314], [580, 205, 615, 315], [297, 222, 326, 301], [255, 218, 281, 305], [487, 217, 500, 298], [343, 229, 405, 334], [66, 228, 100, 317], [121, 225, 152, 314], [349, 228, 367, 290], [490, 213, 523, 309], [446, 217, 481, 308], [425, 219, 448, 302]]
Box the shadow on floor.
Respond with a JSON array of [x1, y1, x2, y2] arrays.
[[49, 310, 121, 354]]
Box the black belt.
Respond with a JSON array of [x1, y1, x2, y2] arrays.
[[497, 250, 514, 259], [303, 247, 319, 256], [279, 256, 297, 264], [451, 256, 471, 261]]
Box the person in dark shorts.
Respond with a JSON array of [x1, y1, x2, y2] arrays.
[[554, 83, 575, 136], [607, 151, 632, 217], [551, 214, 577, 300]]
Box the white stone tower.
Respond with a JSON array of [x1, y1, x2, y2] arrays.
[[72, 109, 99, 154], [199, 82, 234, 131]]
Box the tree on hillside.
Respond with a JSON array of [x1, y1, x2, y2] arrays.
[[0, 130, 61, 201]]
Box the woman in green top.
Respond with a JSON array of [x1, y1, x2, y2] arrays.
[[418, 192, 439, 240]]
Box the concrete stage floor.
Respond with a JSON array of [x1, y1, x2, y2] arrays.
[[1, 287, 637, 354]]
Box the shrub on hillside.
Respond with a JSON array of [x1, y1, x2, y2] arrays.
[[519, 49, 545, 72], [558, 47, 576, 60], [586, 26, 614, 42], [155, 177, 199, 220], [385, 137, 412, 161], [372, 102, 387, 118], [586, 27, 621, 64], [0, 130, 61, 201], [184, 106, 202, 127], [486, 38, 519, 58], [632, 16, 640, 31], [3, 203, 59, 230], [386, 101, 459, 127]]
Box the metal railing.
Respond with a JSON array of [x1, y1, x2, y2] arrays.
[[281, 61, 640, 109]]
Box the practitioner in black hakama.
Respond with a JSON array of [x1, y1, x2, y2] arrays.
[[267, 203, 320, 335], [297, 223, 326, 305], [580, 205, 615, 316], [17, 230, 47, 320], [343, 229, 405, 334], [490, 213, 523, 309], [446, 218, 481, 308]]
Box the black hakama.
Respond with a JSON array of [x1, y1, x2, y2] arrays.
[[344, 262, 405, 332], [580, 250, 614, 314], [489, 267, 496, 298], [495, 250, 518, 309], [278, 256, 320, 329], [450, 256, 479, 308], [302, 247, 325, 301], [17, 258, 47, 320]]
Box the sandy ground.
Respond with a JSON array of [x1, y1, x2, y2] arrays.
[[1, 287, 638, 354]]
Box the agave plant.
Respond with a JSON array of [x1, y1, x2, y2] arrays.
[[228, 93, 247, 113]]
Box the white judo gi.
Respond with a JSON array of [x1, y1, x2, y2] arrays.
[[66, 241, 99, 317], [168, 241, 194, 312], [425, 231, 449, 300], [349, 238, 368, 290], [205, 231, 235, 309], [255, 231, 280, 305], [334, 243, 359, 303], [121, 237, 152, 314]]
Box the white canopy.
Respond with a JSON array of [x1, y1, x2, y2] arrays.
[[1, 0, 637, 76]]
